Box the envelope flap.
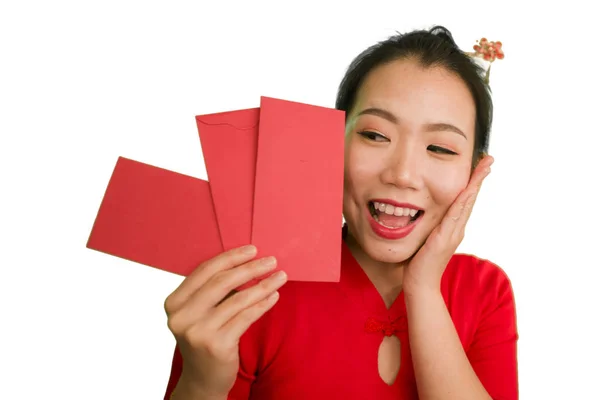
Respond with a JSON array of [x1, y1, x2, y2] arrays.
[[195, 108, 259, 130]]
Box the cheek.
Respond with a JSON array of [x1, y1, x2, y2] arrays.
[[344, 144, 381, 192], [427, 165, 471, 206], [343, 140, 380, 211]]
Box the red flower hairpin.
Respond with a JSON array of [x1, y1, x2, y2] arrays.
[[466, 37, 505, 84]]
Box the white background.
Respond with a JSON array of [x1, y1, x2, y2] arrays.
[[1, 1, 599, 399]]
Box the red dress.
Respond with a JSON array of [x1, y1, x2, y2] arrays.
[[164, 241, 519, 399]]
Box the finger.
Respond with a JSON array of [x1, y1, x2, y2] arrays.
[[460, 157, 493, 219], [202, 256, 280, 305], [439, 159, 493, 238], [469, 155, 494, 191], [408, 157, 495, 263], [164, 245, 258, 315], [167, 257, 279, 333], [182, 291, 281, 355], [451, 156, 493, 219], [210, 270, 288, 329], [217, 289, 282, 345]]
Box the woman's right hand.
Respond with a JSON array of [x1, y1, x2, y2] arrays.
[[164, 245, 287, 399]]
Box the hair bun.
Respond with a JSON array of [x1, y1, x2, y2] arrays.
[[428, 25, 459, 47]]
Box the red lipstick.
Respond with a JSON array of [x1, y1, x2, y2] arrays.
[[367, 200, 423, 240]]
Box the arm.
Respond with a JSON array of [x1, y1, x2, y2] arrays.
[[161, 246, 284, 400], [164, 346, 227, 400], [466, 269, 519, 399], [405, 289, 493, 400], [401, 156, 518, 399], [169, 376, 227, 400], [405, 266, 519, 400], [163, 345, 255, 400]]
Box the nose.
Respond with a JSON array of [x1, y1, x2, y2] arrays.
[[380, 142, 423, 190]]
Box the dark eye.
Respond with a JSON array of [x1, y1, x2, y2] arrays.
[[428, 145, 458, 155], [358, 131, 388, 142]]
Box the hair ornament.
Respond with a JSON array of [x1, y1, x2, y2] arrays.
[[465, 38, 504, 84]]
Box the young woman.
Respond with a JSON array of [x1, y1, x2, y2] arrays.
[[163, 25, 518, 400]]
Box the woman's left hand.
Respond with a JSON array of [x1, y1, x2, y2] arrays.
[[402, 155, 495, 298]]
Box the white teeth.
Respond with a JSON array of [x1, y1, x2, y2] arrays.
[[371, 201, 420, 218]]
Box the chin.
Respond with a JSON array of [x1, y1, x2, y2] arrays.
[[361, 235, 422, 264], [346, 221, 424, 265]]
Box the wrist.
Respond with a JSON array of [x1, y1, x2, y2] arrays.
[[402, 269, 444, 300], [403, 284, 444, 306], [171, 374, 227, 400]]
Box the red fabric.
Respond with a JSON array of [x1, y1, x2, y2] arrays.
[[164, 241, 518, 399]]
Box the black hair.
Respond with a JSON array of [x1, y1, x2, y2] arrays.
[[335, 25, 493, 166]]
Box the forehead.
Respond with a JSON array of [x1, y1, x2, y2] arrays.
[[350, 58, 476, 135]]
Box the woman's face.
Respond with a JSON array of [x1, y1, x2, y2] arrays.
[[343, 57, 477, 264]]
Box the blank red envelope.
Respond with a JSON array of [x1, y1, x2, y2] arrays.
[[196, 108, 259, 251], [251, 96, 346, 282], [86, 156, 223, 276]]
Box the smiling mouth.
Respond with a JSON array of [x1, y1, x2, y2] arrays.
[[368, 201, 423, 229]]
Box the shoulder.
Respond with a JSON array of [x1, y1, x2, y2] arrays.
[[442, 253, 517, 321], [444, 253, 514, 295], [442, 254, 518, 345]]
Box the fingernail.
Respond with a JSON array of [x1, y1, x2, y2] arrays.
[[272, 270, 287, 282], [241, 245, 257, 255], [260, 256, 277, 268], [267, 291, 280, 302]]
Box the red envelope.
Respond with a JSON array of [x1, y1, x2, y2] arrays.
[[86, 156, 223, 276], [196, 108, 259, 251], [251, 97, 345, 282]]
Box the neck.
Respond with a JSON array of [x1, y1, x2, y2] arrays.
[[344, 231, 406, 309]]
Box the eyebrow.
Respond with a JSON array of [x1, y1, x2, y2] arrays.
[[356, 107, 467, 140]]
